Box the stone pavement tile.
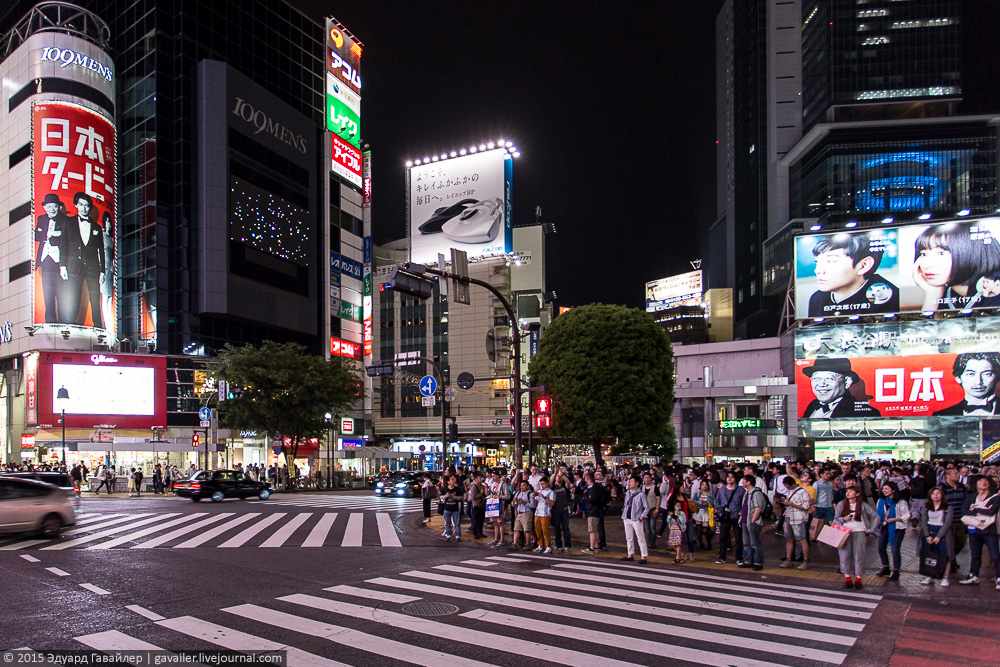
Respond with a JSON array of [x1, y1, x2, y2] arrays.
[[889, 606, 1000, 667]]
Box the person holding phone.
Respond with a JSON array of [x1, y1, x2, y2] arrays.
[[441, 476, 463, 541], [532, 477, 556, 554], [510, 480, 535, 551]]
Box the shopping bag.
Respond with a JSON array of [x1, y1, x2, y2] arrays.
[[707, 505, 715, 529], [817, 524, 851, 549], [809, 517, 826, 542], [919, 549, 947, 579], [485, 498, 501, 518]]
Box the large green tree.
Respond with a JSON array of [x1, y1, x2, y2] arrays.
[[213, 341, 361, 482], [528, 304, 676, 465]]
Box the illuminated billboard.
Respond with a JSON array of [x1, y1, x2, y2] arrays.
[[325, 18, 361, 95], [646, 270, 703, 312], [325, 17, 361, 148], [407, 148, 512, 265], [794, 218, 1000, 318], [32, 101, 116, 335], [795, 320, 1000, 419], [31, 351, 166, 429], [331, 134, 362, 187], [327, 76, 360, 148]]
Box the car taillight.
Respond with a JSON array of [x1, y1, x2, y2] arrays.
[[191, 483, 201, 489]]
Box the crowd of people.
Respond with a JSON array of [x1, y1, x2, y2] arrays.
[[419, 458, 1000, 591]]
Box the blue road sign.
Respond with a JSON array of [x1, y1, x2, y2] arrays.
[[198, 407, 212, 421], [419, 375, 437, 396]]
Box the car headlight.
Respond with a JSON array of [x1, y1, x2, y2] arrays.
[[394, 482, 407, 488], [397, 489, 405, 495], [376, 482, 384, 488]]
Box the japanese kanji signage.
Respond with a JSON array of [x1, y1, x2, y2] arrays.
[[327, 76, 360, 148], [325, 17, 362, 149], [407, 148, 512, 265], [331, 134, 362, 187], [325, 18, 361, 95], [646, 270, 703, 312], [32, 102, 116, 335]]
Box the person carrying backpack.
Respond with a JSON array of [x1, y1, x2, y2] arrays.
[[739, 475, 767, 570]]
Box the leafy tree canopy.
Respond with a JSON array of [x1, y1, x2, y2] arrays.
[[213, 341, 361, 468], [528, 304, 676, 464]]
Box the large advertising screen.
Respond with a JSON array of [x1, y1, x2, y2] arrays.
[[32, 102, 116, 334], [646, 270, 703, 312], [794, 218, 1000, 319], [407, 148, 512, 265], [795, 320, 1000, 419], [331, 134, 362, 188], [32, 352, 166, 429]]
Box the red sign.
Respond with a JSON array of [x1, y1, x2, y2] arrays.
[[20, 434, 36, 449], [330, 337, 362, 360], [25, 353, 38, 425], [32, 102, 116, 333], [331, 135, 362, 186], [796, 353, 998, 418]]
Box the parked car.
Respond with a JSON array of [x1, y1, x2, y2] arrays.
[[374, 471, 430, 498], [3, 471, 80, 512], [172, 469, 274, 502], [0, 477, 76, 537]]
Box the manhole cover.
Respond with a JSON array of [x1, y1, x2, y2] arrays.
[[401, 601, 460, 617]]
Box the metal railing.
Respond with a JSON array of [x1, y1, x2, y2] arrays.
[[3, 1, 111, 60]]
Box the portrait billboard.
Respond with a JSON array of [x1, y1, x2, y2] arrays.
[[796, 321, 1000, 419], [794, 218, 1000, 319], [407, 148, 512, 265], [32, 102, 116, 335], [646, 270, 703, 312]]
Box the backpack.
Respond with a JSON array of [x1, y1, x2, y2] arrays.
[[759, 489, 775, 521], [499, 481, 512, 502], [595, 483, 612, 508]]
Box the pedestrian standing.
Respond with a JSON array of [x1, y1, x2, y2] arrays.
[[550, 473, 572, 553], [127, 468, 136, 496], [532, 477, 556, 554], [580, 472, 602, 555], [942, 467, 969, 576], [441, 476, 463, 541], [834, 486, 878, 589], [958, 476, 1000, 590], [620, 476, 650, 564], [488, 470, 511, 547], [876, 481, 910, 580], [919, 487, 953, 586], [470, 472, 487, 539], [421, 473, 438, 524], [510, 480, 535, 551], [642, 473, 659, 549], [739, 475, 766, 571], [778, 476, 812, 570]]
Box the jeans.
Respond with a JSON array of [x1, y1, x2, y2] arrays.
[[968, 532, 1000, 580], [623, 518, 649, 558], [444, 510, 461, 538], [645, 513, 658, 546], [951, 523, 968, 569], [878, 528, 905, 570], [551, 509, 571, 549], [718, 518, 743, 561], [656, 508, 672, 536], [742, 522, 763, 566]]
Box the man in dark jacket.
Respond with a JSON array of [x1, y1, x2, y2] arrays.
[[470, 472, 487, 539]]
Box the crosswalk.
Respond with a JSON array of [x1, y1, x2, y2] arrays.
[[0, 510, 402, 550], [248, 494, 424, 512], [28, 552, 881, 666]]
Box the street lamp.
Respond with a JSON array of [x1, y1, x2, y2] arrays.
[[55, 386, 70, 471], [324, 412, 333, 490]]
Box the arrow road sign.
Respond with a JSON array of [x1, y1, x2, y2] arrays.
[[198, 407, 212, 421], [419, 375, 437, 396]]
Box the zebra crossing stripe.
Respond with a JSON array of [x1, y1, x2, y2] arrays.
[[217, 513, 287, 548], [155, 616, 351, 667], [375, 513, 401, 547], [364, 574, 850, 659], [174, 514, 261, 549], [222, 604, 495, 667], [431, 564, 871, 627], [75, 630, 161, 650], [323, 585, 421, 604], [260, 513, 312, 548], [65, 514, 151, 535], [276, 594, 690, 667], [341, 513, 364, 547], [88, 514, 207, 550], [74, 513, 123, 526], [301, 513, 338, 547], [132, 514, 235, 549], [43, 513, 181, 550], [0, 540, 48, 551]]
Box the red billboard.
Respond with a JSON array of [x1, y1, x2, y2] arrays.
[[796, 353, 1000, 419], [331, 134, 362, 187], [330, 337, 362, 360], [32, 102, 116, 334], [34, 351, 166, 429]]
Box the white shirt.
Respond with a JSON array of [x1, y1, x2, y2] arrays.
[[79, 217, 93, 247], [534, 488, 555, 517], [528, 473, 543, 491], [927, 509, 944, 526], [40, 216, 61, 263]]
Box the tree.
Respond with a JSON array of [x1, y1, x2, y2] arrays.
[[214, 341, 361, 485], [528, 304, 675, 466]]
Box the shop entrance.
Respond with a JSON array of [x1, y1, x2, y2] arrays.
[[814, 439, 930, 462]]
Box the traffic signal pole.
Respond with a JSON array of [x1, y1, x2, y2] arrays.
[[408, 264, 525, 470], [413, 354, 448, 471]]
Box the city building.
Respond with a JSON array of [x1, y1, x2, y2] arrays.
[[0, 1, 365, 471]]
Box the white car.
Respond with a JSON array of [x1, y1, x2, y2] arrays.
[[0, 477, 76, 538]]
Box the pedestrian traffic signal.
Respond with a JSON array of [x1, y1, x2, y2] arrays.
[[192, 432, 200, 448], [509, 404, 515, 432], [535, 414, 551, 429], [535, 396, 551, 415]]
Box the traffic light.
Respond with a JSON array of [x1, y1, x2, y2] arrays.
[[192, 432, 200, 448], [535, 395, 552, 429], [388, 266, 435, 299], [218, 380, 228, 402], [509, 404, 515, 432]]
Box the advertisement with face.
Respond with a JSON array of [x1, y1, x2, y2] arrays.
[[645, 270, 702, 312], [795, 218, 1000, 318], [408, 149, 512, 265], [32, 102, 116, 334], [796, 321, 1000, 419]]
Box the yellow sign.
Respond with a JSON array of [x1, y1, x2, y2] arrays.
[[491, 378, 512, 390]]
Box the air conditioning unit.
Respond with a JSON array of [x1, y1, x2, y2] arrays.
[[119, 339, 132, 353], [91, 344, 111, 352], [136, 345, 150, 354]]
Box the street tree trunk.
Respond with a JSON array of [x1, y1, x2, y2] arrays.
[[592, 438, 604, 468]]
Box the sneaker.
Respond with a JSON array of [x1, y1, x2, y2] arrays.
[[737, 562, 754, 569], [444, 536, 453, 541], [877, 566, 891, 577], [959, 574, 980, 585], [638, 558, 648, 565], [854, 580, 863, 590], [995, 578, 1000, 591], [939, 578, 950, 587], [580, 548, 595, 555], [486, 540, 497, 547], [562, 547, 571, 553], [752, 565, 764, 571], [889, 570, 899, 581], [920, 577, 934, 585], [441, 532, 448, 538], [796, 561, 810, 571], [779, 561, 792, 568], [714, 559, 727, 564], [736, 560, 745, 567], [543, 547, 553, 554], [533, 546, 544, 553], [619, 556, 634, 562], [507, 544, 521, 552], [844, 579, 854, 589]]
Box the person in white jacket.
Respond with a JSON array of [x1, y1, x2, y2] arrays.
[[620, 476, 650, 564]]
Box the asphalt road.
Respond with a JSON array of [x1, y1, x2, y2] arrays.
[[2, 491, 997, 666]]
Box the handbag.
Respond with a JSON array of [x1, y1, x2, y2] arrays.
[[707, 505, 715, 529], [961, 494, 999, 531], [485, 498, 501, 519], [918, 548, 947, 579], [817, 523, 851, 549]]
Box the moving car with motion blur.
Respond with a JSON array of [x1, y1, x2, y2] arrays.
[[374, 471, 431, 498], [3, 471, 80, 512], [172, 469, 274, 502], [0, 477, 76, 538]]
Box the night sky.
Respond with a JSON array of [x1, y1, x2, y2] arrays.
[[295, 1, 724, 310]]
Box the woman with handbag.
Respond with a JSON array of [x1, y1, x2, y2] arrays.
[[420, 472, 439, 524], [958, 476, 1000, 589], [693, 477, 716, 552], [834, 486, 878, 589], [918, 487, 953, 586], [876, 481, 910, 581]]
